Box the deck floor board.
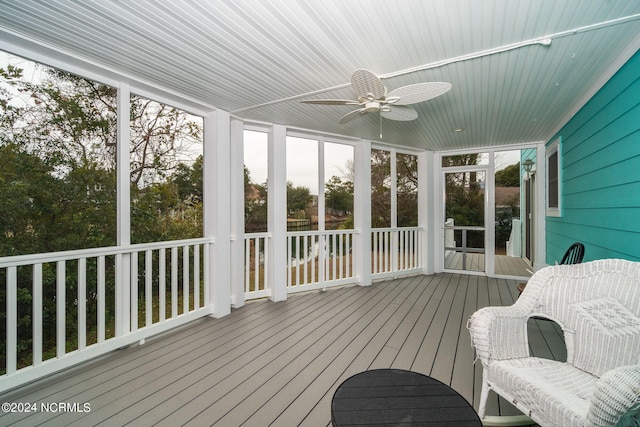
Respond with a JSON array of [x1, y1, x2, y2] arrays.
[[0, 273, 563, 426]]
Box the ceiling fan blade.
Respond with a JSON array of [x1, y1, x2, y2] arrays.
[[351, 69, 386, 101], [339, 108, 367, 124], [386, 82, 452, 105], [381, 105, 418, 121], [301, 99, 358, 105]]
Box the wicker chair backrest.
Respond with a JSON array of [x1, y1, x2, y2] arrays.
[[519, 259, 640, 377]]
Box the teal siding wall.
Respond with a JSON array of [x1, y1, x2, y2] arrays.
[[546, 49, 640, 264]]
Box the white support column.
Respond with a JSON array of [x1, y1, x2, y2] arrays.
[[431, 152, 444, 273], [317, 138, 326, 284], [204, 109, 232, 318], [534, 142, 547, 271], [390, 149, 400, 273], [268, 124, 288, 301], [230, 118, 245, 308], [390, 149, 398, 229], [116, 82, 131, 336], [418, 151, 434, 274], [317, 138, 326, 232], [486, 152, 496, 277], [354, 139, 372, 286]]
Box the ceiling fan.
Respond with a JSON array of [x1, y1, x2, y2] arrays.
[[301, 69, 452, 126]]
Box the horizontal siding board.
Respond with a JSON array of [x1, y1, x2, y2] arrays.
[[564, 172, 640, 205], [563, 118, 640, 180], [559, 207, 640, 229], [546, 222, 640, 261], [563, 80, 640, 155]]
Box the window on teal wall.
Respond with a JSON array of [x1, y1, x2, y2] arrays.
[[546, 137, 561, 217]]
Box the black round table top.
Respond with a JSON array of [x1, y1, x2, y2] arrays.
[[331, 369, 481, 426]]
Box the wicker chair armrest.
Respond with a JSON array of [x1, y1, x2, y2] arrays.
[[468, 306, 530, 366], [587, 364, 640, 427]]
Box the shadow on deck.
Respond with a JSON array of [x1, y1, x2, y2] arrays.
[[0, 273, 564, 426]]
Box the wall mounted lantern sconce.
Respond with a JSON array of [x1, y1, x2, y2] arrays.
[[523, 159, 535, 179]]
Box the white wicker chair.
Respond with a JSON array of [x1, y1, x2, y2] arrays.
[[468, 259, 640, 427]]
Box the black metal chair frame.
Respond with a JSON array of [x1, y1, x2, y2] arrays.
[[517, 242, 584, 294]]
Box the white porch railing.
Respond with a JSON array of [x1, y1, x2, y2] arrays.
[[0, 238, 213, 392], [243, 228, 424, 298], [371, 227, 423, 278], [286, 229, 356, 293], [244, 232, 270, 300]]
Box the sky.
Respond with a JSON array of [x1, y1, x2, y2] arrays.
[[244, 131, 354, 194]]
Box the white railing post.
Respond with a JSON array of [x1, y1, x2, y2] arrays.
[[97, 255, 105, 343], [204, 109, 232, 318], [6, 266, 17, 375], [354, 139, 372, 286], [56, 261, 66, 358], [268, 124, 288, 301], [131, 252, 138, 332], [78, 258, 87, 350], [145, 250, 153, 326], [33, 263, 43, 366]]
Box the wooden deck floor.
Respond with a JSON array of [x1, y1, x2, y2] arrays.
[[0, 273, 564, 426], [445, 252, 534, 277]]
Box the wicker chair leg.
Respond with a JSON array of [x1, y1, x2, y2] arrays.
[[478, 380, 533, 426], [478, 378, 490, 419]]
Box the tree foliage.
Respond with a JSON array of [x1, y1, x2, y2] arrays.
[[371, 149, 392, 227], [325, 175, 353, 216], [244, 166, 267, 231], [495, 162, 520, 186], [286, 181, 312, 216]]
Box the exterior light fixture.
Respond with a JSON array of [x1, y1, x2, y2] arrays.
[[523, 158, 535, 179]]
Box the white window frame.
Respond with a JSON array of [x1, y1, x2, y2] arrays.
[[546, 137, 562, 217]]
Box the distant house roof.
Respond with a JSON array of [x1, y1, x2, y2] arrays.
[[495, 186, 520, 207]]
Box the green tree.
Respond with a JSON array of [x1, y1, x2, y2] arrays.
[[397, 153, 418, 227], [325, 175, 353, 215], [244, 165, 267, 231], [173, 155, 203, 202], [287, 181, 311, 216], [495, 162, 521, 186], [371, 149, 391, 227]]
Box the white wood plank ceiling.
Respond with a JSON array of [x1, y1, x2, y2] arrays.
[[1, 0, 639, 151]]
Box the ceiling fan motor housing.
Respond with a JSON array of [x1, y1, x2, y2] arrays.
[[364, 101, 381, 112]]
